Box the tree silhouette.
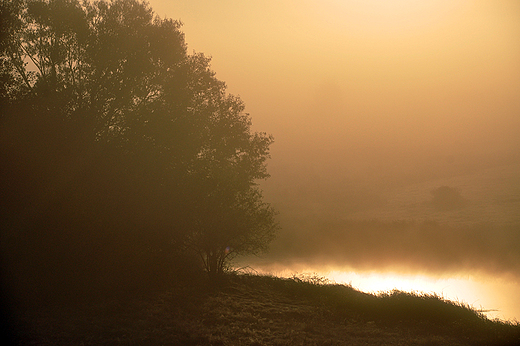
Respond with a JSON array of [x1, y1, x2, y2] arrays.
[[0, 0, 277, 296], [430, 186, 467, 211], [189, 177, 278, 279]]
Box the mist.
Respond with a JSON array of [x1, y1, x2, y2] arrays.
[[2, 1, 520, 342], [151, 0, 520, 270], [107, 0, 520, 320]]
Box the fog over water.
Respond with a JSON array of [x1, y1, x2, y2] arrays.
[[151, 1, 520, 320]]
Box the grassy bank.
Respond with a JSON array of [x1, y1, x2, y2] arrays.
[[9, 273, 520, 345]]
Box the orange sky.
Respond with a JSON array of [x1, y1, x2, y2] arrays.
[[148, 0, 520, 263], [148, 0, 520, 320], [148, 0, 520, 207], [150, 0, 520, 166]]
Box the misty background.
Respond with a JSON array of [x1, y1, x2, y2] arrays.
[[1, 0, 517, 323], [150, 0, 520, 318]]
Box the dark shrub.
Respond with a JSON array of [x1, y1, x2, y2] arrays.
[[430, 186, 467, 211]]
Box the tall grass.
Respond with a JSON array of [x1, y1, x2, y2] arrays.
[[226, 272, 520, 344]]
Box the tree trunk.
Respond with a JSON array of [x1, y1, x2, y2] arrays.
[[206, 251, 221, 281]]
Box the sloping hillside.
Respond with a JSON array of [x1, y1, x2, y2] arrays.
[[10, 273, 520, 345]]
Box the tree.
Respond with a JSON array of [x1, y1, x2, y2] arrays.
[[0, 0, 277, 295], [187, 126, 278, 278], [184, 87, 279, 279], [189, 186, 277, 279], [430, 186, 468, 211]]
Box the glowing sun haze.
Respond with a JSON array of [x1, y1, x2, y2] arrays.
[[149, 0, 520, 320], [151, 0, 519, 163]]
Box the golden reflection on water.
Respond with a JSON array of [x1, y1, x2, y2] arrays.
[[253, 267, 520, 322]]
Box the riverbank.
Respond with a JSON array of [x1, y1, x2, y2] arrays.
[[8, 273, 520, 345]]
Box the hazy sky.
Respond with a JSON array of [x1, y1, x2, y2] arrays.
[[148, 0, 520, 309], [150, 0, 520, 168]]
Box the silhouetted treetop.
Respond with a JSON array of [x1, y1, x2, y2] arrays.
[[1, 0, 277, 294]]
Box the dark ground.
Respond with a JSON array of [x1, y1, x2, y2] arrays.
[[5, 273, 520, 345]]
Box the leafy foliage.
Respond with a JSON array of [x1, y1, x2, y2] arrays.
[[0, 0, 277, 300]]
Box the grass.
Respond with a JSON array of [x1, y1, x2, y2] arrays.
[[9, 272, 520, 345]]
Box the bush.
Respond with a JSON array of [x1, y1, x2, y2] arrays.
[[430, 186, 468, 211]]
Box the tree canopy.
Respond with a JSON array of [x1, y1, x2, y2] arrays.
[[0, 0, 277, 296]]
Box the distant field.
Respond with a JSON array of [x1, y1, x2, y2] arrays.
[[245, 162, 520, 322], [347, 162, 520, 226], [257, 162, 520, 270]]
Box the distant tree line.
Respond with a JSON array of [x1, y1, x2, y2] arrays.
[[0, 0, 277, 301]]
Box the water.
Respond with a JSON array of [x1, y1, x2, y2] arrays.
[[251, 266, 520, 322], [251, 163, 520, 322], [328, 270, 520, 321]]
